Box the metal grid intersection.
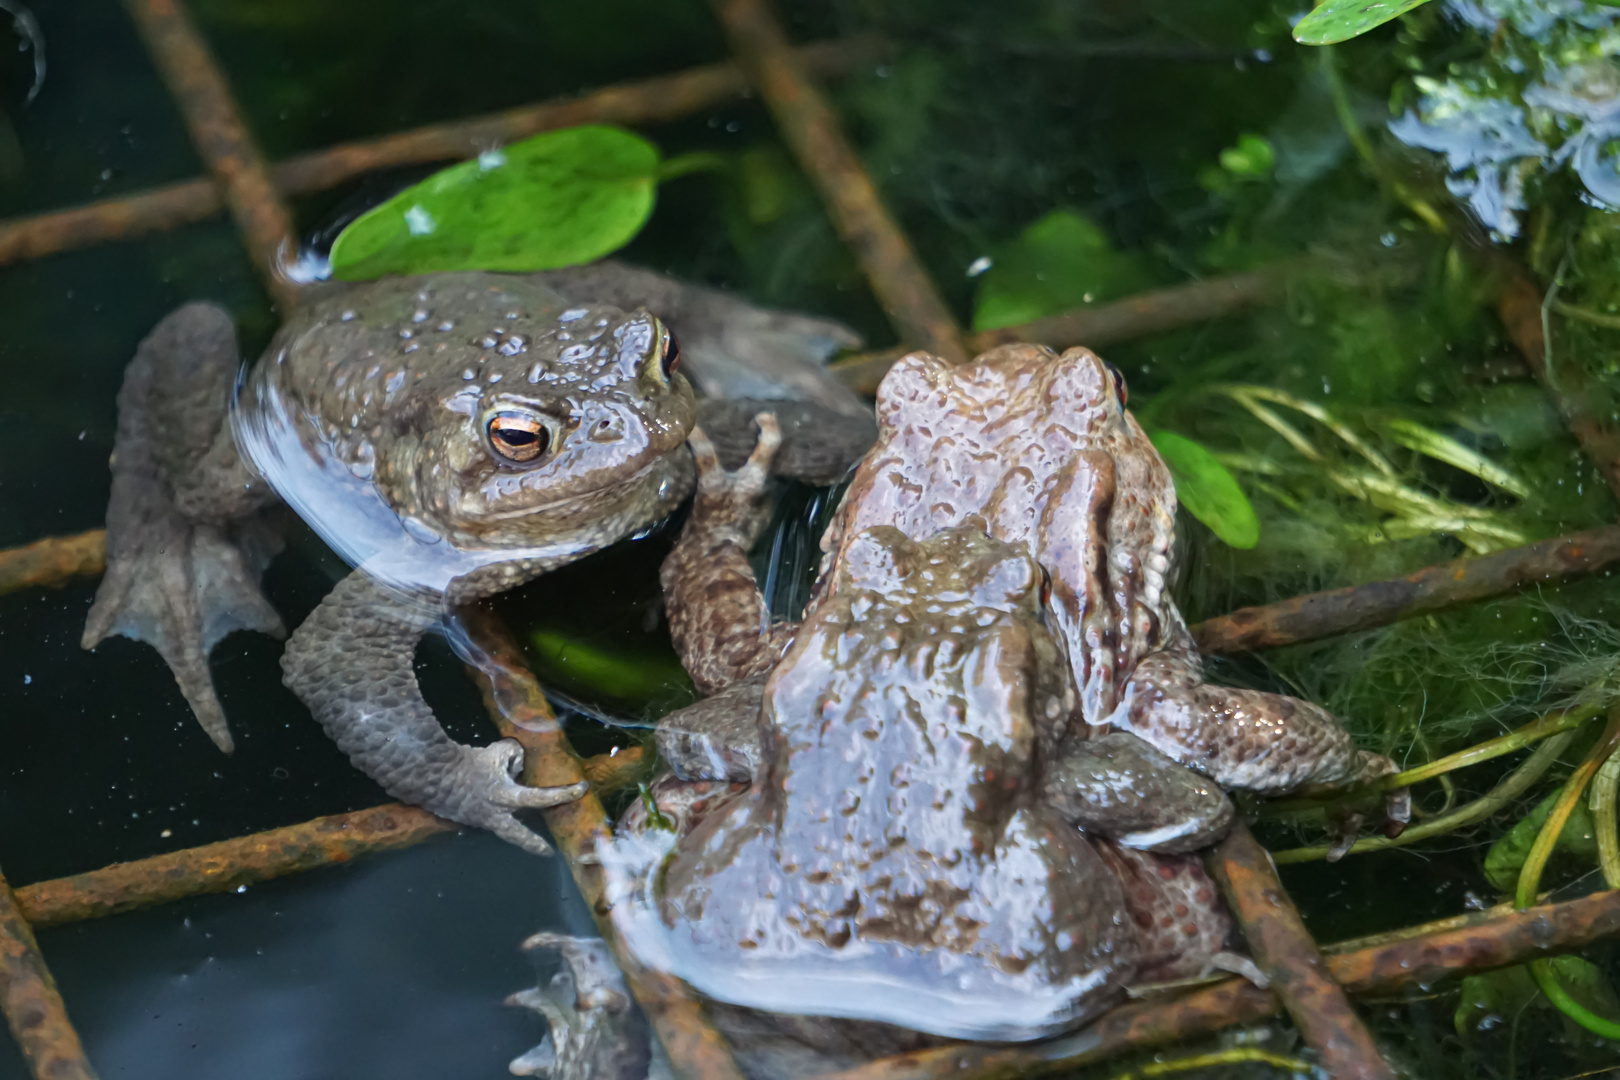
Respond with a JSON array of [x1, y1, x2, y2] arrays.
[[2, 2, 1619, 1078]]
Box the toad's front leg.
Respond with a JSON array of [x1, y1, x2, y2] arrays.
[[661, 414, 795, 695], [281, 571, 585, 855]]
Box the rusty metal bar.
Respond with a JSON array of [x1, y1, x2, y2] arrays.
[[709, 0, 967, 362], [120, 0, 300, 311], [0, 530, 105, 597], [17, 519, 1620, 662], [11, 748, 645, 931], [15, 804, 453, 930], [0, 863, 98, 1080], [1192, 522, 1620, 654], [814, 885, 1620, 1080], [831, 265, 1291, 395], [459, 608, 744, 1080], [1206, 821, 1394, 1080], [0, 38, 879, 269]]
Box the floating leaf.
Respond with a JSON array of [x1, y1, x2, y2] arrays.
[[330, 125, 660, 280], [1483, 788, 1598, 891], [1149, 430, 1261, 549], [1292, 0, 1435, 46], [971, 209, 1156, 332]]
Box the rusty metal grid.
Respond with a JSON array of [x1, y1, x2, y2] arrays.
[[2, 1, 1618, 1078]]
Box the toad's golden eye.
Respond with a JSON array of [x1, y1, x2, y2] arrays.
[[487, 413, 549, 464]]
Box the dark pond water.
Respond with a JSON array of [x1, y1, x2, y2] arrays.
[[4, 0, 1620, 1076]]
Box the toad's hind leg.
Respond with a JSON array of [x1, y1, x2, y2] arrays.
[[280, 571, 585, 856], [660, 414, 795, 695], [1121, 623, 1405, 818], [82, 303, 282, 754]]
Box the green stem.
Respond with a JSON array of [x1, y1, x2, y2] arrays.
[[1261, 704, 1598, 820], [1390, 705, 1601, 788], [1552, 299, 1620, 330], [1529, 960, 1620, 1040], [1319, 45, 1447, 233], [1515, 706, 1620, 1040], [1270, 729, 1577, 863], [657, 151, 728, 182]]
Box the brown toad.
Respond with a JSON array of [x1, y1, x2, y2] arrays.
[[620, 520, 1235, 1043], [810, 345, 1402, 799], [81, 270, 873, 855]]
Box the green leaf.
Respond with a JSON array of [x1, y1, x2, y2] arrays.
[[971, 209, 1156, 332], [1483, 788, 1598, 891], [329, 125, 660, 280], [1292, 0, 1435, 46], [1380, 418, 1531, 497], [1456, 965, 1539, 1039], [1455, 959, 1620, 1041], [1546, 954, 1620, 1022], [1218, 134, 1276, 177], [1148, 431, 1261, 549], [528, 628, 694, 708]]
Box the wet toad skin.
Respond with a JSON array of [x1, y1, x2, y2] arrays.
[[580, 424, 1236, 1053], [632, 526, 1230, 1041], [813, 345, 1402, 798], [83, 269, 884, 858], [84, 273, 697, 852]]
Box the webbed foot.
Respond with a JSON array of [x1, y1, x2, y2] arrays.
[[83, 303, 281, 753], [507, 933, 651, 1080], [83, 515, 283, 753]]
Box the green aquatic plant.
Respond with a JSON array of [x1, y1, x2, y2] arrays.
[[1148, 430, 1261, 549], [330, 125, 672, 279], [1513, 707, 1620, 1039], [1294, 0, 1437, 46], [969, 208, 1158, 331]]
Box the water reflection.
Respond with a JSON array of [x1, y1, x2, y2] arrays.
[[1389, 0, 1620, 238]]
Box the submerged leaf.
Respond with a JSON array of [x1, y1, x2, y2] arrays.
[[1456, 958, 1620, 1042], [1149, 430, 1261, 549], [330, 125, 660, 280], [1293, 0, 1434, 46], [529, 628, 693, 707], [971, 209, 1155, 331], [1483, 787, 1598, 891]]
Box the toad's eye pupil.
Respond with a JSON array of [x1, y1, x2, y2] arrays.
[[488, 415, 548, 463], [1104, 361, 1128, 406], [662, 331, 681, 378]]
